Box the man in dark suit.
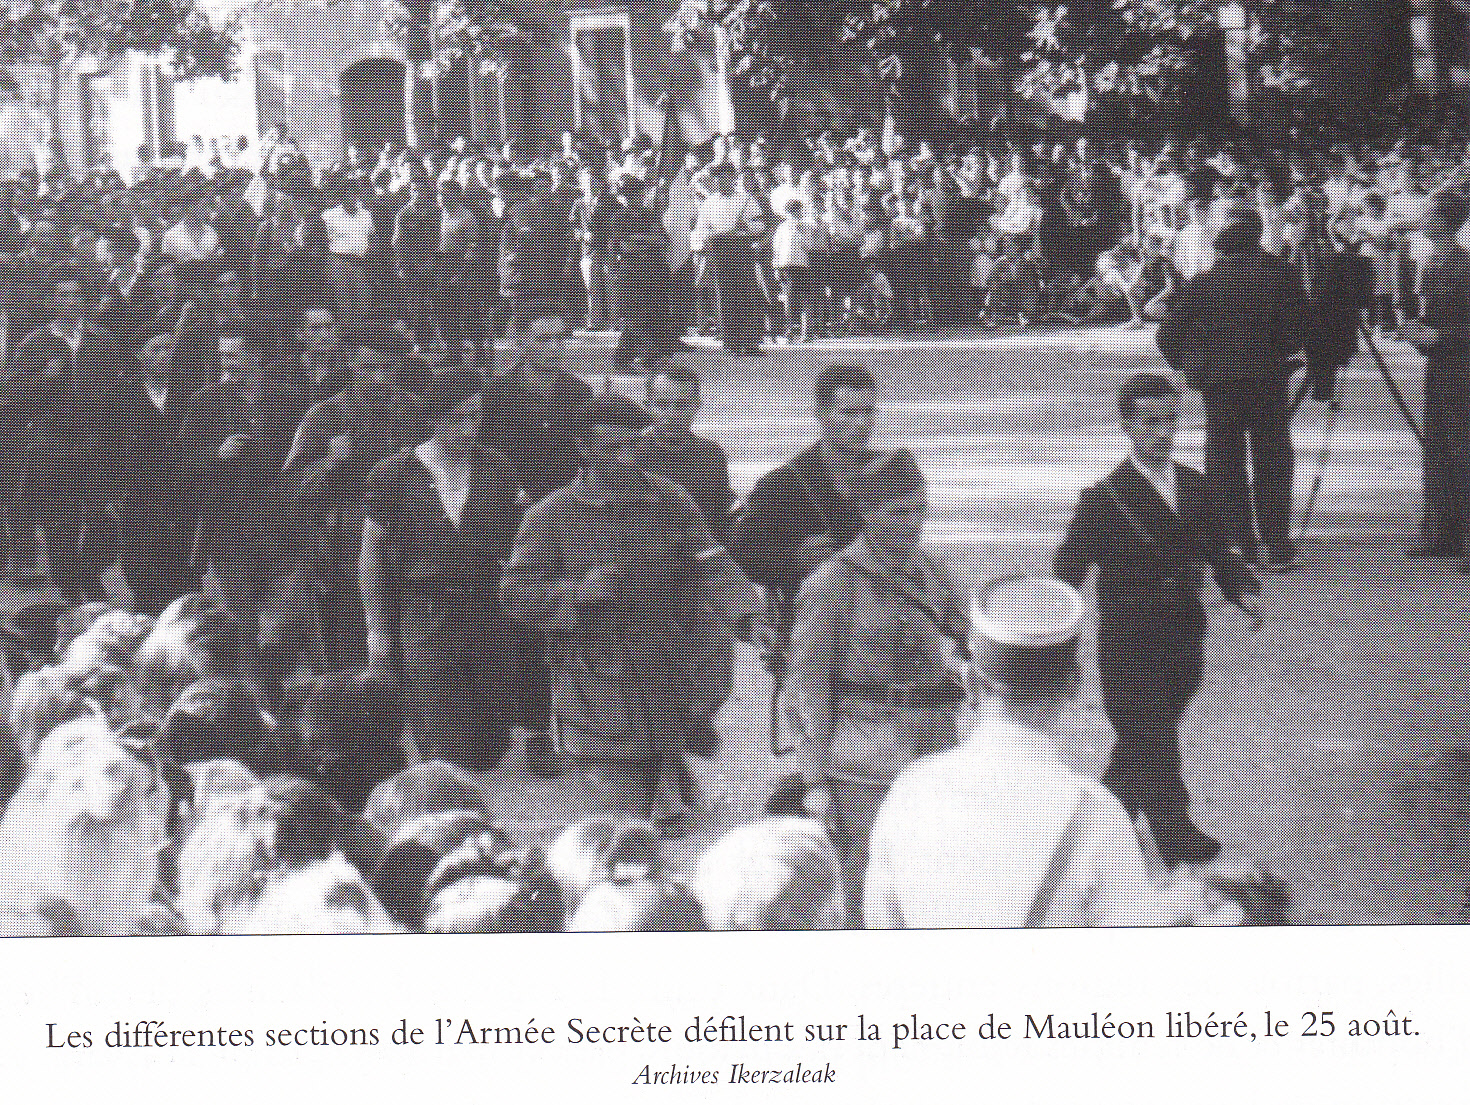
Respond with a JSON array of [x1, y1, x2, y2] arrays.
[[1156, 209, 1308, 570], [3, 266, 122, 597], [108, 331, 192, 613], [1054, 372, 1262, 864]]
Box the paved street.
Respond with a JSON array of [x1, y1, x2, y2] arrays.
[[486, 323, 1470, 924], [23, 322, 1445, 924]]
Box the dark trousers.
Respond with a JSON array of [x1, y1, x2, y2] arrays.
[[1099, 643, 1205, 861], [1421, 368, 1470, 550], [1201, 377, 1294, 556], [9, 478, 105, 599], [115, 496, 192, 616], [321, 571, 368, 670], [399, 590, 514, 772], [706, 237, 764, 351]]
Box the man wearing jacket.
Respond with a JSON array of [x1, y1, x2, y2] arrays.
[[1155, 209, 1309, 570], [1054, 372, 1262, 865], [4, 267, 120, 596]]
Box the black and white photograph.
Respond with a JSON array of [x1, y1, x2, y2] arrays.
[[0, 0, 1466, 1094]]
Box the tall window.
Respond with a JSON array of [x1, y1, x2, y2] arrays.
[[570, 9, 634, 142]]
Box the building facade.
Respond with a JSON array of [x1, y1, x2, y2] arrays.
[[151, 0, 737, 169]]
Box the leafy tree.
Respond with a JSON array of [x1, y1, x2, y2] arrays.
[[709, 0, 1403, 130], [0, 0, 241, 81]]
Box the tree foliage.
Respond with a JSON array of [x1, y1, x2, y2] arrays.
[[0, 0, 241, 80], [709, 0, 1365, 122]]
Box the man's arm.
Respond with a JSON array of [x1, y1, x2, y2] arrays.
[[359, 515, 397, 670], [778, 564, 844, 789], [499, 498, 580, 631], [730, 466, 804, 596], [670, 481, 764, 624], [1052, 485, 1102, 590], [282, 403, 350, 500]]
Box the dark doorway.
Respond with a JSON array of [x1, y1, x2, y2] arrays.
[[340, 58, 407, 151]]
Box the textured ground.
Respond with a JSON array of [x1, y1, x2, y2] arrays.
[[472, 323, 1470, 925]]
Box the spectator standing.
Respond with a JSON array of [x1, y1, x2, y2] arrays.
[[690, 161, 766, 355], [1156, 211, 1309, 568]]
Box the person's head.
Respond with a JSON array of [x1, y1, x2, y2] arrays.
[[1420, 191, 1469, 245], [543, 819, 661, 917], [370, 809, 507, 929], [693, 816, 844, 930], [853, 449, 927, 566], [295, 670, 405, 815], [813, 363, 877, 455], [174, 776, 348, 934], [126, 324, 172, 383], [294, 304, 339, 358], [437, 178, 463, 210], [0, 715, 172, 934], [223, 852, 398, 934], [362, 761, 489, 842], [1213, 209, 1262, 256], [712, 161, 739, 195], [422, 363, 484, 453], [45, 267, 87, 326], [509, 315, 568, 387], [645, 366, 701, 435], [966, 574, 1085, 742], [216, 326, 266, 385], [209, 269, 245, 315], [1118, 372, 1180, 467], [161, 677, 279, 773], [566, 877, 706, 932], [342, 323, 403, 407], [577, 395, 653, 474]]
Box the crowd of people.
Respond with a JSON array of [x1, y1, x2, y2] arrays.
[[1, 109, 1464, 935]]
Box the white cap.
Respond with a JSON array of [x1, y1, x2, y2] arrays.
[[970, 574, 1086, 649]]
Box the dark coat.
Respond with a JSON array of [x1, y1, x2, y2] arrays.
[[1155, 248, 1309, 392], [480, 365, 594, 503], [730, 444, 867, 601], [1052, 460, 1258, 665]]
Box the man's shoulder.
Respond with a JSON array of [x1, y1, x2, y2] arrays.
[[751, 444, 823, 494]]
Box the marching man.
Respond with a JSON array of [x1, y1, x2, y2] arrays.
[[1053, 372, 1263, 866]]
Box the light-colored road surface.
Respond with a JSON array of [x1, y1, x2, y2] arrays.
[[509, 326, 1470, 923]]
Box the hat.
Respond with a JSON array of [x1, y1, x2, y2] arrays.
[[971, 574, 1085, 649], [969, 574, 1084, 701], [851, 448, 926, 507]]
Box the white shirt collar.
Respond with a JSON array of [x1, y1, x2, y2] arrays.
[[1128, 455, 1177, 513]]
